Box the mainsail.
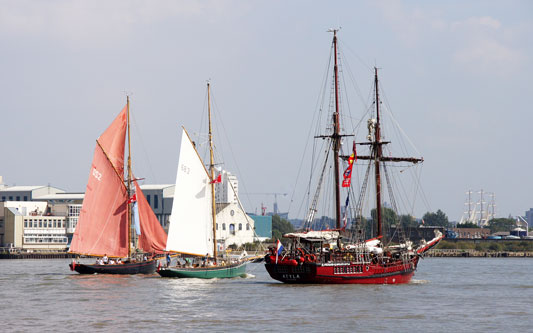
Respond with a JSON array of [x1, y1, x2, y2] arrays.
[[97, 106, 127, 175], [69, 108, 129, 257], [134, 179, 167, 254], [166, 128, 214, 256]]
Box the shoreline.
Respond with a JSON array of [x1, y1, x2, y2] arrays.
[[426, 249, 533, 257]]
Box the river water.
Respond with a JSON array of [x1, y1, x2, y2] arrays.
[[1, 257, 532, 332]]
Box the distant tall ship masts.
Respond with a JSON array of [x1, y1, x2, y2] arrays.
[[461, 189, 496, 226]]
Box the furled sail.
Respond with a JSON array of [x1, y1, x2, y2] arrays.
[[134, 179, 167, 254], [166, 128, 214, 256], [69, 108, 129, 257]]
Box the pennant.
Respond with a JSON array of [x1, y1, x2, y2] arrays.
[[342, 142, 356, 187], [132, 201, 141, 235], [342, 193, 350, 228], [128, 193, 137, 204]]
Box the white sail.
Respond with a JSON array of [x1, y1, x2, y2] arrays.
[[166, 128, 214, 256]]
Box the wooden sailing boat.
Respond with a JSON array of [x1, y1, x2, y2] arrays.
[[69, 97, 168, 274], [157, 82, 247, 279], [264, 30, 442, 284]]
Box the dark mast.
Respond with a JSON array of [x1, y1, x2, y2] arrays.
[[356, 68, 423, 239], [332, 29, 342, 229]]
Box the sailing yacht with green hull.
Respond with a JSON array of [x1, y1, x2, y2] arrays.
[[157, 82, 247, 279]]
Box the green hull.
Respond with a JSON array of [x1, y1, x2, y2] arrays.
[[157, 261, 247, 279]]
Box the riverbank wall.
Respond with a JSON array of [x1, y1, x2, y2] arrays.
[[427, 249, 533, 257]]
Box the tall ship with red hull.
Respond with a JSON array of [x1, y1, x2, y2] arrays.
[[264, 30, 442, 284]]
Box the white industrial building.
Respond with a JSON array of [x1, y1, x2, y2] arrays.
[[214, 170, 255, 247], [0, 172, 257, 251]]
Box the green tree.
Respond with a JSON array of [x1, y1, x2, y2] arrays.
[[370, 207, 398, 227], [422, 209, 450, 227], [399, 214, 418, 229], [456, 221, 479, 228], [366, 207, 398, 238], [271, 214, 295, 241], [487, 218, 516, 234]]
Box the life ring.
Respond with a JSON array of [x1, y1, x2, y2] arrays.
[[305, 254, 316, 262], [296, 248, 305, 257]]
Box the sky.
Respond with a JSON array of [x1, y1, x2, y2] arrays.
[[0, 0, 532, 221]]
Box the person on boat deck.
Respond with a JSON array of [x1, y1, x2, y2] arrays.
[[117, 258, 122, 264], [102, 254, 108, 264], [166, 253, 171, 267], [109, 259, 115, 265], [143, 254, 148, 261]]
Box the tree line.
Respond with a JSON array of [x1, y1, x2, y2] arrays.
[[269, 209, 522, 241]]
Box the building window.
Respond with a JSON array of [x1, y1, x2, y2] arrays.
[[222, 223, 226, 230], [246, 223, 250, 230], [24, 196, 28, 201], [239, 223, 242, 231], [24, 221, 28, 228], [216, 223, 218, 230], [230, 224, 235, 235], [1, 196, 5, 201], [147, 195, 151, 205], [16, 196, 20, 201], [9, 196, 13, 200], [154, 195, 159, 209]]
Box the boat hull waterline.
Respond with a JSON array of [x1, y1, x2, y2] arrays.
[[69, 260, 157, 275], [265, 257, 419, 284], [157, 261, 247, 279]]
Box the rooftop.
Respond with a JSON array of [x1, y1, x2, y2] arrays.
[[35, 193, 85, 200], [139, 184, 174, 190], [0, 185, 65, 192]]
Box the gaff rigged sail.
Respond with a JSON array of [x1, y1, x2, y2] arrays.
[[69, 107, 128, 257]]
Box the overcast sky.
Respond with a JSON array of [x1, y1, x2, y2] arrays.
[[1, 0, 532, 221]]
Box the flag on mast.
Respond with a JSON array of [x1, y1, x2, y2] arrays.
[[342, 142, 357, 187], [275, 239, 284, 264]]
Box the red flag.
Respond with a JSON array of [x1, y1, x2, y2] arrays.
[[128, 193, 137, 203], [342, 142, 357, 187], [211, 174, 222, 184]]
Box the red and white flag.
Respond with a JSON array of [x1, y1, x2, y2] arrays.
[[211, 174, 222, 184]]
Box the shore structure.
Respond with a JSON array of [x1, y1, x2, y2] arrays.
[[0, 179, 269, 254]]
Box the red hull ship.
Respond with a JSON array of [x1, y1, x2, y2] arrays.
[[264, 231, 441, 284], [264, 30, 442, 284], [265, 259, 417, 284]]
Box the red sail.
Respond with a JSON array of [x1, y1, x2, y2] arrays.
[[69, 108, 129, 257], [134, 179, 167, 254], [97, 105, 127, 175], [69, 145, 128, 257]]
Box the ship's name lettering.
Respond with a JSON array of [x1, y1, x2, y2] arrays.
[[180, 164, 190, 174], [92, 168, 102, 181], [282, 274, 300, 279]]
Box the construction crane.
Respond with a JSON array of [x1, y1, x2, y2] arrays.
[[245, 192, 288, 215]]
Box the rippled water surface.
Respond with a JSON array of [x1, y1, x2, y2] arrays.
[[1, 258, 532, 332]]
